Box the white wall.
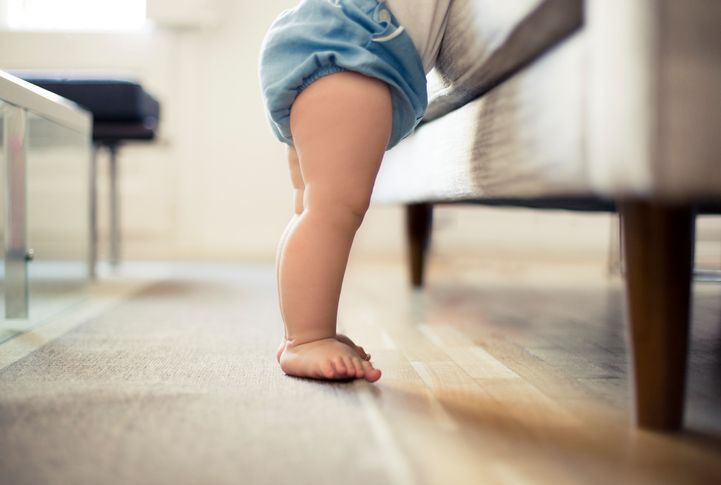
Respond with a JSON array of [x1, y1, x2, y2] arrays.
[[1, 0, 300, 261], [1, 1, 718, 267]]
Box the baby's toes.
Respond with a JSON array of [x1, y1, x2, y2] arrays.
[[350, 357, 365, 378], [358, 347, 371, 361], [341, 356, 357, 378], [320, 361, 337, 379], [333, 357, 349, 377], [361, 360, 382, 383]]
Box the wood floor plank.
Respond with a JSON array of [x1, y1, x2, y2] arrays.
[[445, 346, 522, 379], [475, 378, 581, 428], [386, 326, 455, 362]]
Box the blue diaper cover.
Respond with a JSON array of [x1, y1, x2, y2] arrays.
[[258, 0, 428, 149]]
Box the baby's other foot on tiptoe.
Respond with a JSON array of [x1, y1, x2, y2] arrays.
[[334, 333, 371, 360]]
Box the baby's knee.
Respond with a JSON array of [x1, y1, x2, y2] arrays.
[[304, 183, 372, 228], [311, 197, 369, 232]]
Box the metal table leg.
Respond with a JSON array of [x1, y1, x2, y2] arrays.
[[108, 143, 121, 268], [89, 144, 99, 278], [4, 104, 29, 318]]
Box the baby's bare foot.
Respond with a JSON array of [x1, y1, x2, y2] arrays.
[[278, 338, 381, 382], [276, 334, 370, 362]]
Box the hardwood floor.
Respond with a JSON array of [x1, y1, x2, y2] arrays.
[[339, 257, 721, 485], [0, 259, 719, 484]]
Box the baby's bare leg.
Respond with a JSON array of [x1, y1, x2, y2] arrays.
[[275, 146, 371, 363], [277, 71, 391, 382], [275, 146, 303, 332]]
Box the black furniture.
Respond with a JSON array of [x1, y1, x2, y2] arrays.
[[16, 74, 160, 276]]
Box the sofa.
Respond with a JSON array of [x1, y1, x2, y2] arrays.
[[371, 0, 721, 431]]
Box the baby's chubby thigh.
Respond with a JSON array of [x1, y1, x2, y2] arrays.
[[289, 71, 393, 228]]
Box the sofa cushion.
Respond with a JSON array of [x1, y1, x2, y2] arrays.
[[374, 34, 586, 203], [426, 0, 582, 122], [375, 0, 721, 204]]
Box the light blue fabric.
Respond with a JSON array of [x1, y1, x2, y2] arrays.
[[259, 0, 428, 149]]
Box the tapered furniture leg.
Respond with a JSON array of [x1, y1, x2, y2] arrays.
[[620, 201, 695, 430], [406, 203, 433, 288]]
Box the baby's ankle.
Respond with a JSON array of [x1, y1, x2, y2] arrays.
[[284, 334, 336, 349]]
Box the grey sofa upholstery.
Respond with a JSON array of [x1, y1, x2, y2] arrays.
[[371, 0, 721, 431]]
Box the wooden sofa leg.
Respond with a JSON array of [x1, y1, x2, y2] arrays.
[[620, 201, 695, 430], [406, 203, 433, 288]]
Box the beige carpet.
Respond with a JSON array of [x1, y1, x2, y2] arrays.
[[0, 267, 396, 485]]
